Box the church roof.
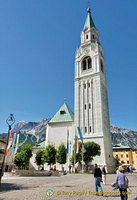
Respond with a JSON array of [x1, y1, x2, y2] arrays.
[[49, 102, 74, 124], [84, 8, 96, 29], [38, 141, 45, 148], [112, 144, 131, 149]]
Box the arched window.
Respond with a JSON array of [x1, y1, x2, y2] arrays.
[[82, 57, 92, 71], [83, 59, 86, 70], [88, 58, 92, 69]]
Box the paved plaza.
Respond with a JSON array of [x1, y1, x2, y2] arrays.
[[0, 173, 137, 200]]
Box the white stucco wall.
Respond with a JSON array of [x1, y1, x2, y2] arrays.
[[45, 121, 75, 170]]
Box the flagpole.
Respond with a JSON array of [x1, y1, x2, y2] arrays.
[[82, 145, 84, 173], [81, 128, 84, 173], [66, 129, 68, 164], [77, 126, 86, 174], [74, 142, 76, 173]]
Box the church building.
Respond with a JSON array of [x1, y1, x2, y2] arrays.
[[45, 7, 115, 173]]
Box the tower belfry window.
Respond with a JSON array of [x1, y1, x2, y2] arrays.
[[86, 34, 88, 39], [88, 58, 91, 69], [83, 60, 86, 70], [82, 57, 92, 71]]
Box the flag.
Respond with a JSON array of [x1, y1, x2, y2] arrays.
[[75, 131, 79, 154], [66, 129, 69, 154], [14, 134, 19, 155], [6, 131, 13, 156], [10, 133, 17, 157], [77, 127, 87, 153]]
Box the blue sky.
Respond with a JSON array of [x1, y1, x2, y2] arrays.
[[0, 0, 137, 133]]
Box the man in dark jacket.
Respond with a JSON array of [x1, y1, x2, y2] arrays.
[[93, 164, 103, 195]]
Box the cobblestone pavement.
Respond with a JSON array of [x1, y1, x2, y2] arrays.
[[0, 173, 137, 200]]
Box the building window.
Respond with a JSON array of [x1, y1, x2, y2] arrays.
[[132, 161, 134, 164], [83, 59, 86, 70], [126, 154, 128, 158], [60, 110, 65, 115], [85, 127, 87, 133], [82, 57, 92, 71], [89, 126, 91, 132], [121, 154, 123, 158], [85, 104, 86, 110], [121, 161, 124, 164], [86, 34, 88, 39], [92, 35, 94, 39], [89, 104, 91, 109], [88, 58, 92, 69], [127, 161, 129, 164], [100, 60, 104, 73], [88, 83, 90, 88], [84, 84, 86, 88]]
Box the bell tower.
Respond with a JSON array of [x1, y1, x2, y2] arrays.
[[74, 8, 115, 173]]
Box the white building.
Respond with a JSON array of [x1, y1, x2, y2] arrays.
[[34, 8, 115, 173], [45, 102, 74, 170]]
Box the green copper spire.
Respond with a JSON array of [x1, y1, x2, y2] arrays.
[[84, 8, 96, 29]]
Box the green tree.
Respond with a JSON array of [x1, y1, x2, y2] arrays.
[[44, 145, 56, 168], [35, 149, 45, 169], [56, 143, 66, 171], [71, 142, 101, 170], [83, 142, 101, 169], [14, 144, 32, 169]]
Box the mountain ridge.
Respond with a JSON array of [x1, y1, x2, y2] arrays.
[[1, 120, 137, 149]]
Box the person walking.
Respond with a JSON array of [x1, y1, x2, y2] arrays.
[[93, 163, 103, 196], [129, 165, 133, 173], [113, 167, 128, 200], [102, 165, 106, 184]]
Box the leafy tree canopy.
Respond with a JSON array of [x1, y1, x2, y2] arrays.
[[44, 144, 56, 167], [56, 143, 66, 165], [83, 142, 101, 165], [14, 144, 32, 170], [71, 142, 101, 167], [35, 149, 45, 167]]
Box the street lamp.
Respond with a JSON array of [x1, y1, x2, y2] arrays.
[[0, 114, 15, 184]]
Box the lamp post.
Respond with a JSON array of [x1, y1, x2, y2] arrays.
[[0, 114, 15, 184]]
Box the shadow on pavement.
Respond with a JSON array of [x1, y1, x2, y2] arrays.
[[52, 185, 74, 188], [0, 183, 28, 193]]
